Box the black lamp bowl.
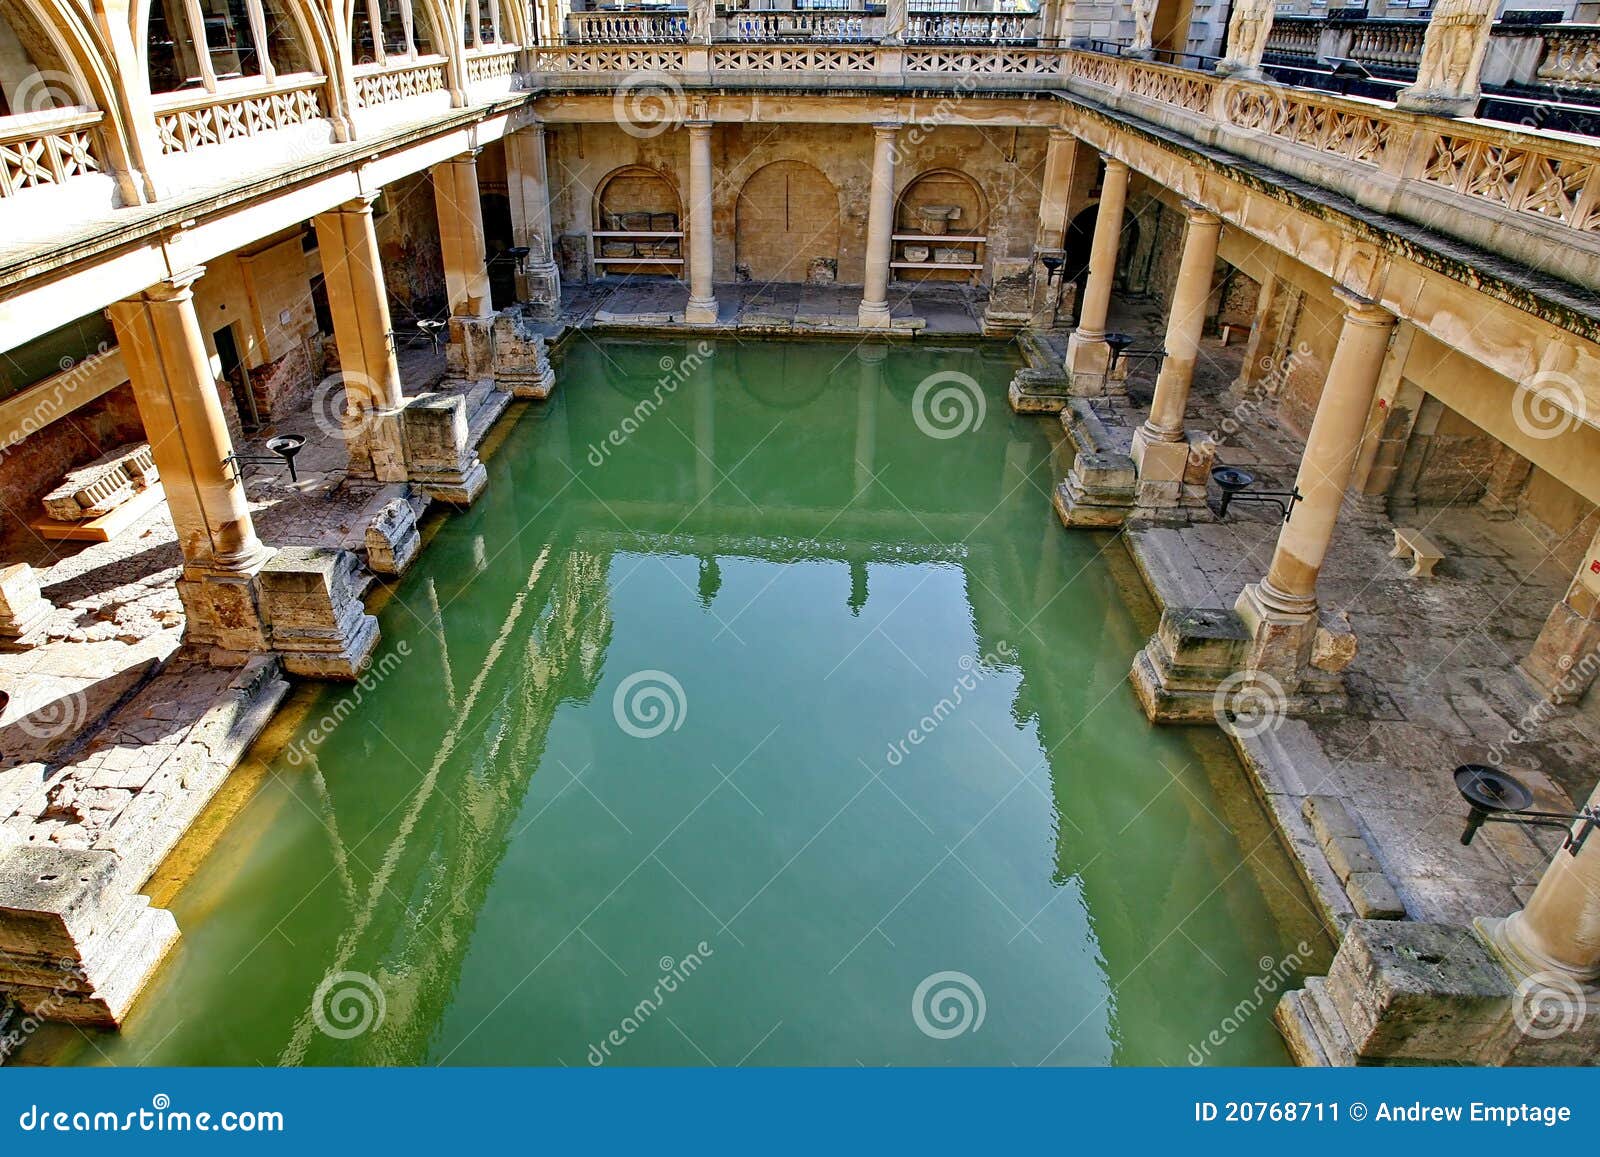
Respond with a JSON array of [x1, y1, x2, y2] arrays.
[[1039, 253, 1064, 274], [1104, 332, 1135, 355], [1454, 763, 1533, 813], [266, 434, 307, 482], [1211, 465, 1256, 493]]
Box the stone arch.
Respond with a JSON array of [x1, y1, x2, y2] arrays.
[[734, 159, 840, 285], [593, 164, 683, 278], [894, 167, 988, 283], [351, 0, 452, 65], [134, 0, 334, 94]]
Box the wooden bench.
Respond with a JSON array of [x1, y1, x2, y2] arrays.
[[1391, 527, 1445, 579]]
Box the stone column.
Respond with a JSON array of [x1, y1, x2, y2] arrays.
[[1484, 776, 1600, 983], [1130, 203, 1222, 507], [313, 194, 408, 482], [1235, 290, 1396, 676], [1031, 128, 1077, 330], [684, 120, 719, 325], [1063, 157, 1128, 394], [857, 123, 900, 330], [433, 149, 495, 379], [505, 123, 562, 316], [1520, 526, 1600, 704], [1396, 0, 1496, 117], [1215, 0, 1276, 79], [108, 269, 272, 656]]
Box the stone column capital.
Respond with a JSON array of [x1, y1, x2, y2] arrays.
[[450, 147, 483, 164], [1102, 156, 1129, 175], [685, 119, 715, 134], [1333, 286, 1397, 327], [1181, 200, 1221, 226], [1048, 125, 1074, 141], [141, 266, 206, 303], [334, 192, 383, 215], [872, 121, 903, 138]]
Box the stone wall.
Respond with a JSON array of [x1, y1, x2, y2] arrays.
[[375, 171, 448, 323], [544, 122, 1049, 289], [1279, 290, 1342, 438]]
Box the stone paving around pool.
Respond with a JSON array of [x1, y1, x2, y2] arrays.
[[1055, 301, 1600, 945]]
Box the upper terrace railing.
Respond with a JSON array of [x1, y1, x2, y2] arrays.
[[0, 109, 104, 199], [530, 43, 1600, 258], [564, 6, 1040, 45]]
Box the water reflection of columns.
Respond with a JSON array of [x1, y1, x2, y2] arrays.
[[426, 575, 460, 712], [855, 344, 885, 496], [694, 341, 716, 502]]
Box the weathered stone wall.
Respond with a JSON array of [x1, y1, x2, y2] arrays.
[[1409, 406, 1499, 507], [1278, 289, 1342, 438], [375, 171, 448, 323], [0, 384, 145, 547], [543, 122, 1048, 288], [1522, 468, 1600, 574]]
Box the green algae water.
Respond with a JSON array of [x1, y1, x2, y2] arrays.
[[53, 337, 1328, 1067]]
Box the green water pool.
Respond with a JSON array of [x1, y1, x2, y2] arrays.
[[50, 336, 1328, 1067]]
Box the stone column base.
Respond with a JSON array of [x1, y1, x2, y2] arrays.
[[980, 257, 1033, 336], [446, 314, 496, 382], [176, 553, 272, 660], [1064, 330, 1127, 396], [857, 301, 892, 329], [347, 407, 409, 485], [685, 297, 720, 325], [0, 845, 180, 1028], [0, 564, 53, 651], [1519, 597, 1600, 704], [491, 309, 558, 399], [1130, 427, 1214, 509], [259, 547, 381, 680], [518, 259, 562, 319], [402, 393, 489, 507]]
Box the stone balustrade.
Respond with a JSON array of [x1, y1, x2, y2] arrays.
[[1532, 24, 1600, 89], [0, 109, 104, 199], [566, 10, 691, 42], [351, 56, 450, 108], [906, 12, 1040, 43], [151, 76, 328, 156]]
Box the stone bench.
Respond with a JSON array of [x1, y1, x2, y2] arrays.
[[1390, 526, 1445, 578]]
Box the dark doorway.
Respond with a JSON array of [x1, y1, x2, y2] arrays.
[[213, 323, 259, 431], [481, 192, 517, 310]]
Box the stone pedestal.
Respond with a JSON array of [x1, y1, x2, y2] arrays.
[[1130, 607, 1250, 723], [446, 314, 496, 382], [176, 556, 271, 658], [366, 499, 422, 576], [0, 845, 179, 1027], [980, 257, 1034, 336], [1008, 366, 1072, 414], [1064, 329, 1113, 396], [259, 547, 380, 680], [1053, 399, 1136, 527], [1129, 426, 1213, 508], [0, 564, 53, 651], [520, 258, 562, 318], [491, 309, 558, 398], [1276, 921, 1514, 1066], [401, 393, 488, 507]]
